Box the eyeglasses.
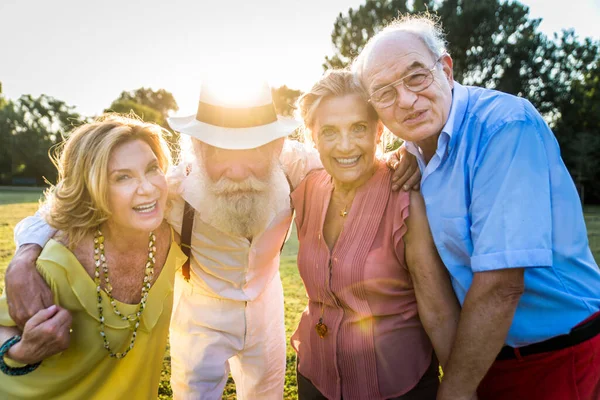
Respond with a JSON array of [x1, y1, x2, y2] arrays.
[[368, 57, 444, 109]]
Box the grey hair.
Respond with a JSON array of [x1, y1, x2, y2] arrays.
[[295, 68, 394, 151], [295, 69, 378, 144], [352, 14, 448, 85]]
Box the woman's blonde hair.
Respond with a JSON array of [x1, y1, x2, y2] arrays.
[[43, 114, 172, 248], [296, 69, 391, 148]]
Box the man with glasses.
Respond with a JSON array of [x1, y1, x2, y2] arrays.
[[353, 15, 600, 400]]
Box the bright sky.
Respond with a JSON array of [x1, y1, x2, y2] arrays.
[[1, 0, 598, 117]]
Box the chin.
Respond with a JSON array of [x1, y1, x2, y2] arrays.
[[332, 172, 361, 184], [129, 214, 164, 233]]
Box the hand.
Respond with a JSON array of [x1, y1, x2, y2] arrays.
[[385, 146, 420, 191], [5, 244, 54, 329], [166, 163, 187, 197], [7, 305, 72, 365]]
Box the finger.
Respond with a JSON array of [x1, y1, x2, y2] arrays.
[[393, 164, 415, 190], [391, 155, 413, 182], [391, 162, 409, 182], [53, 308, 73, 329], [25, 305, 59, 329], [405, 172, 421, 191], [385, 157, 399, 170], [52, 314, 73, 350]]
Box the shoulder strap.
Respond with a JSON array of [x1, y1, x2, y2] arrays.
[[280, 174, 295, 254], [180, 173, 294, 277], [180, 200, 195, 281]]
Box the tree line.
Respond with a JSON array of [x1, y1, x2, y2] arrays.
[[1, 0, 599, 201]]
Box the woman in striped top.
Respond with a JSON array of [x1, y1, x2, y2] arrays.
[[291, 70, 460, 400]]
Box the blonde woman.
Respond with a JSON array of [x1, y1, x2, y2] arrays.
[[291, 70, 460, 400], [0, 116, 186, 399]]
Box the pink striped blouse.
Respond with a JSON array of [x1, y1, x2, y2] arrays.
[[290, 162, 433, 400]]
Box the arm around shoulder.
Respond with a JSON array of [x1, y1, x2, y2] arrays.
[[5, 243, 54, 330]]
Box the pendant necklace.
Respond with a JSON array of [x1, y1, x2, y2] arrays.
[[340, 205, 349, 218]]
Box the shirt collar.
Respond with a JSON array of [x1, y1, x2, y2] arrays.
[[404, 81, 469, 169]]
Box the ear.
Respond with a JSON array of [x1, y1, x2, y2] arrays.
[[376, 121, 384, 143], [440, 53, 454, 88]]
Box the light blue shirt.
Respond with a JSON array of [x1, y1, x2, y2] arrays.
[[406, 82, 600, 347]]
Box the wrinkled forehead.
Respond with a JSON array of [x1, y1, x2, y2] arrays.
[[362, 32, 435, 92]]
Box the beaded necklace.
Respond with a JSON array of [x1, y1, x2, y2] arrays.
[[93, 229, 156, 359]]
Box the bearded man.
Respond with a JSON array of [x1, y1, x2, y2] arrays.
[[5, 80, 418, 399]]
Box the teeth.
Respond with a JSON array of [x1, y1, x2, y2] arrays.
[[133, 201, 157, 212], [336, 156, 360, 165]]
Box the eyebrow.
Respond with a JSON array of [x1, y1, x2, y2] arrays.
[[109, 159, 158, 176], [371, 60, 428, 92], [319, 125, 338, 131], [318, 120, 369, 131]]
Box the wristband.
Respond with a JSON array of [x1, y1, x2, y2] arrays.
[[0, 335, 41, 376]]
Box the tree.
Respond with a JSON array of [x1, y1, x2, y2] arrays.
[[106, 87, 180, 160], [106, 99, 164, 125], [272, 85, 303, 117], [324, 0, 587, 115], [113, 87, 178, 122], [0, 82, 11, 184], [0, 94, 87, 186], [554, 59, 600, 202], [0, 81, 6, 109], [325, 0, 600, 202]]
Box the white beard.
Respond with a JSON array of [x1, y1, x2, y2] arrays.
[[188, 157, 290, 240]]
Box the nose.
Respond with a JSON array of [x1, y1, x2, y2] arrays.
[[395, 84, 418, 109], [137, 175, 155, 195], [223, 162, 252, 182], [337, 133, 353, 153]]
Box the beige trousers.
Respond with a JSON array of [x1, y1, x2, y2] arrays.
[[169, 272, 286, 400]]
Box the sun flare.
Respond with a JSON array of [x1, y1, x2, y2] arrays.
[[198, 61, 271, 108]]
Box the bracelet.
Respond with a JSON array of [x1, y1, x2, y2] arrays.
[[0, 335, 41, 376]]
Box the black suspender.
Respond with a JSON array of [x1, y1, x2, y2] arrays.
[[179, 174, 295, 281]]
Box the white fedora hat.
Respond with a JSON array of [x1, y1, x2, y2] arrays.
[[167, 81, 301, 150]]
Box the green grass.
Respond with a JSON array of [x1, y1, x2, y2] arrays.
[[0, 189, 44, 205], [0, 198, 598, 399], [585, 205, 600, 261]]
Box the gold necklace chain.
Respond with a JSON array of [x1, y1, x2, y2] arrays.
[[94, 229, 156, 359]]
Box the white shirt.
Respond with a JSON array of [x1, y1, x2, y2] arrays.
[[14, 139, 322, 302]]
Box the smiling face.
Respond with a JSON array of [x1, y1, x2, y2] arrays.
[[106, 139, 168, 234], [362, 32, 454, 155], [312, 94, 383, 189]]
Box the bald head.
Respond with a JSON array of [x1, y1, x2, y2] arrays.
[[353, 16, 448, 87], [351, 16, 455, 157]]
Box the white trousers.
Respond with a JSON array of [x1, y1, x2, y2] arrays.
[[170, 272, 286, 400]]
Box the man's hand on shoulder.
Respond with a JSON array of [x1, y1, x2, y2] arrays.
[[5, 244, 54, 329], [385, 146, 421, 191]]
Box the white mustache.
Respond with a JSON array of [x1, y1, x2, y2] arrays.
[[210, 175, 269, 195]]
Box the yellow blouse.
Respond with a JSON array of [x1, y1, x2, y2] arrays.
[[0, 234, 187, 399]]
